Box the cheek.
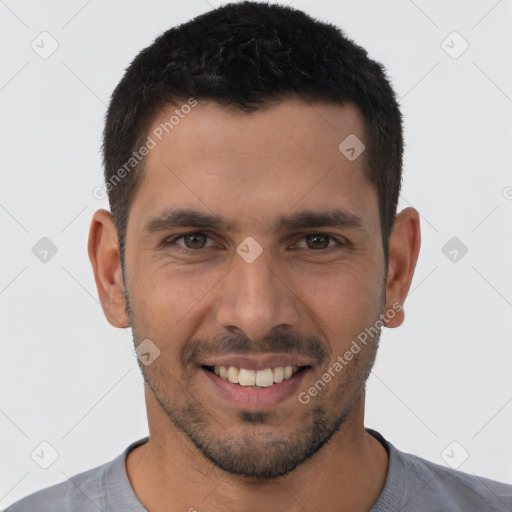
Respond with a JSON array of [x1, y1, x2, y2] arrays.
[[294, 259, 384, 340], [129, 263, 224, 335]]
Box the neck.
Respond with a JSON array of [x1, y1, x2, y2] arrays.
[[126, 388, 388, 512]]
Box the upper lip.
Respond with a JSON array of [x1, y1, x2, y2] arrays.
[[200, 353, 314, 371]]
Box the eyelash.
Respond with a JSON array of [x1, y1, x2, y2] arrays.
[[163, 232, 347, 254]]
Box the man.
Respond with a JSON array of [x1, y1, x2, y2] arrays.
[[6, 2, 512, 511]]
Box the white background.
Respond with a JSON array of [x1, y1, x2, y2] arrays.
[[1, 0, 511, 508]]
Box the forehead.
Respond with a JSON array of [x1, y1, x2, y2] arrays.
[[147, 98, 367, 164], [129, 98, 378, 234]]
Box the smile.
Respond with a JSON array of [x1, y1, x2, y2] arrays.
[[201, 365, 311, 410], [204, 365, 303, 388]]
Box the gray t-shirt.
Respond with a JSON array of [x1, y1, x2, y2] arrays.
[[4, 429, 512, 511]]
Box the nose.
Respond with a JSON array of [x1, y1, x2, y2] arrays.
[[215, 247, 299, 342]]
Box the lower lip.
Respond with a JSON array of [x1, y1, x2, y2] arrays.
[[201, 367, 310, 410]]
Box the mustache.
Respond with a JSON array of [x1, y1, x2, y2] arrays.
[[181, 329, 330, 368]]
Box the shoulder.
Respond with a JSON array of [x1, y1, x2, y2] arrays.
[[400, 449, 512, 510], [3, 438, 148, 512], [3, 463, 109, 512], [368, 429, 512, 512]]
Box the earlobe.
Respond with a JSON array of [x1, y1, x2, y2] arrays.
[[88, 209, 130, 328], [383, 207, 421, 328]]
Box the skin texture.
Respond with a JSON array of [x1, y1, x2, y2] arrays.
[[88, 98, 421, 512]]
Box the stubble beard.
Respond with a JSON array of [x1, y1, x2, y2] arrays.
[[124, 275, 384, 479]]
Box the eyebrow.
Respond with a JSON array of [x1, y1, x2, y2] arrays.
[[143, 207, 368, 234]]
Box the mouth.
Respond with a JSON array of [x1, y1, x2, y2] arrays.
[[199, 356, 313, 410], [202, 364, 308, 388]]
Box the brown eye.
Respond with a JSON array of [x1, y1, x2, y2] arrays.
[[182, 233, 208, 249], [165, 232, 216, 252], [303, 234, 335, 250]]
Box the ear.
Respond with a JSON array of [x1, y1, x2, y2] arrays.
[[88, 209, 130, 328], [383, 207, 421, 328]]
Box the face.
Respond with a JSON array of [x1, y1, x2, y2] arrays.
[[114, 99, 393, 478]]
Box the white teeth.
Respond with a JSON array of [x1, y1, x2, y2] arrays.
[[227, 366, 240, 384], [212, 365, 301, 387], [273, 367, 284, 383], [219, 365, 228, 379], [238, 368, 256, 386], [255, 368, 274, 387]]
